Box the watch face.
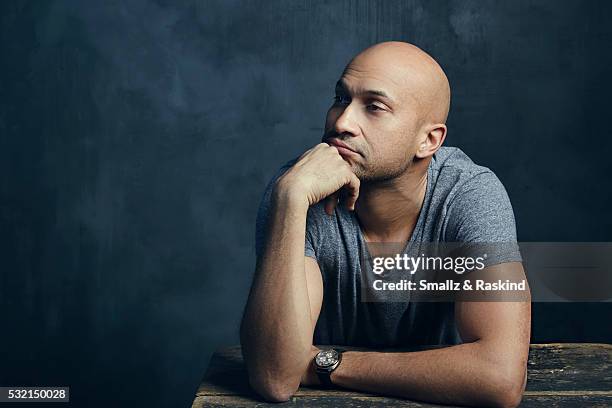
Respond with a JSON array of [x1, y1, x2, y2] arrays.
[[315, 349, 339, 368]]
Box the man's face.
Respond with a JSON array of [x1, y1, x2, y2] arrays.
[[322, 59, 423, 183]]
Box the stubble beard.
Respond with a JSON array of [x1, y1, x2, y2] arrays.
[[354, 151, 416, 185]]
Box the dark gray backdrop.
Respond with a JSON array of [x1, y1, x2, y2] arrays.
[[1, 1, 611, 407]]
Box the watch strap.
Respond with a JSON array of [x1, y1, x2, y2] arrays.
[[316, 369, 334, 388], [315, 348, 345, 388]]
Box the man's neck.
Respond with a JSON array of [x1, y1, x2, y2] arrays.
[[355, 158, 430, 244]]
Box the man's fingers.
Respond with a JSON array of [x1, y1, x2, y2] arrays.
[[324, 192, 339, 216], [343, 173, 360, 211], [294, 144, 360, 213]]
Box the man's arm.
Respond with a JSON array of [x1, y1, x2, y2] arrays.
[[305, 262, 531, 408], [240, 143, 360, 402]]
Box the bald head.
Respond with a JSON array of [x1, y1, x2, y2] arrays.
[[344, 41, 450, 124], [324, 41, 451, 181]]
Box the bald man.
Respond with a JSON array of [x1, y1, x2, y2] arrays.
[[240, 42, 530, 408]]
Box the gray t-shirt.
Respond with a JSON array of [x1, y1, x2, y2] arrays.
[[255, 147, 521, 347]]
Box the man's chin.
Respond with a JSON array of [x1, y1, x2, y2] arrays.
[[348, 165, 368, 181]]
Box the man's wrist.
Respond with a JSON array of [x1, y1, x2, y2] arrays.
[[312, 348, 347, 388], [329, 350, 358, 386], [273, 179, 310, 213]]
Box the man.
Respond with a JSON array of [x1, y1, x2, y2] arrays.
[[240, 41, 531, 408]]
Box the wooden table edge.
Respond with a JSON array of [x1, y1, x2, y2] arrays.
[[195, 343, 612, 399]]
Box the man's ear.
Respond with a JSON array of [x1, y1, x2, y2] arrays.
[[415, 123, 447, 159]]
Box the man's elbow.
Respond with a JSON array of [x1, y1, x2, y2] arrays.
[[487, 367, 527, 408], [248, 375, 299, 403], [489, 388, 523, 408], [241, 351, 300, 402]]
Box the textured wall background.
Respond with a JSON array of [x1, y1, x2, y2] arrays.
[[1, 1, 611, 406]]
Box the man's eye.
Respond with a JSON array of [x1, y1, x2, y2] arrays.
[[367, 104, 385, 112]]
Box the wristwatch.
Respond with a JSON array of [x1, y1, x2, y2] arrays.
[[313, 348, 344, 387]]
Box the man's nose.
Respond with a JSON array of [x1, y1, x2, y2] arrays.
[[333, 103, 359, 137]]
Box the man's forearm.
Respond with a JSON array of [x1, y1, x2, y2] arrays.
[[240, 188, 314, 400], [329, 341, 527, 408]]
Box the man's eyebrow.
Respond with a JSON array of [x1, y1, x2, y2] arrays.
[[335, 80, 395, 102]]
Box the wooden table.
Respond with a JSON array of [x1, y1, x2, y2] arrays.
[[192, 343, 611, 407]]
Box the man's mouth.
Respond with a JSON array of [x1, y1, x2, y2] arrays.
[[324, 138, 361, 157]]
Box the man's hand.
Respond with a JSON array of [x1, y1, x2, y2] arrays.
[[275, 143, 361, 215]]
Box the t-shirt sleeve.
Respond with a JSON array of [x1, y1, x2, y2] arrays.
[[445, 171, 522, 266], [255, 164, 318, 260]]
